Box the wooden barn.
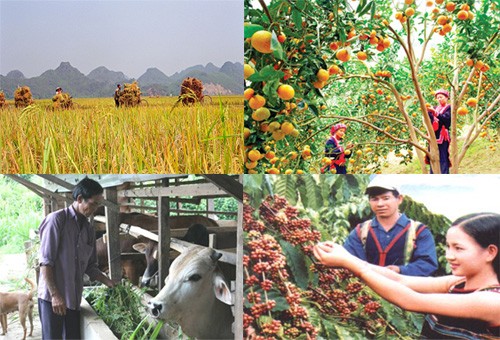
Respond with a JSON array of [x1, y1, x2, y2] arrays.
[[6, 174, 243, 340]]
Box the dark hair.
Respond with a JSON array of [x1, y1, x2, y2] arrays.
[[72, 177, 103, 201], [452, 213, 500, 282], [366, 187, 400, 198]]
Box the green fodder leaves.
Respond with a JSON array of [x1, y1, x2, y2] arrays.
[[84, 282, 159, 340]]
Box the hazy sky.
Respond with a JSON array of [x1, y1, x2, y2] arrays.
[[370, 174, 500, 221], [0, 0, 243, 79]]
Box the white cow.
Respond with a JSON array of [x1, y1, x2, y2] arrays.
[[147, 245, 234, 339]]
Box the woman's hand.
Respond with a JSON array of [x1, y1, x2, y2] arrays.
[[313, 241, 353, 268]]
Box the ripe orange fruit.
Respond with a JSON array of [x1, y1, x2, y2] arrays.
[[281, 121, 295, 135], [466, 98, 478, 107], [442, 23, 452, 33], [265, 151, 275, 159], [244, 128, 251, 139], [245, 161, 258, 169], [382, 37, 391, 48], [277, 84, 295, 100], [296, 169, 304, 174], [435, 0, 444, 3], [277, 33, 286, 43], [357, 51, 368, 60], [437, 15, 448, 25], [244, 88, 255, 101], [329, 64, 341, 75], [244, 64, 255, 79], [457, 106, 469, 115], [272, 130, 285, 141], [247, 149, 261, 161], [251, 30, 273, 54], [317, 69, 330, 82], [405, 8, 415, 17], [426, 0, 434, 6], [395, 12, 403, 20], [251, 107, 271, 121], [457, 10, 468, 20], [405, 0, 414, 4], [468, 11, 474, 20], [268, 121, 281, 132], [329, 41, 340, 50], [313, 80, 326, 89], [267, 167, 280, 174], [336, 49, 350, 62], [445, 2, 456, 12], [284, 169, 293, 175], [461, 3, 470, 10], [466, 59, 474, 67], [248, 94, 266, 110]]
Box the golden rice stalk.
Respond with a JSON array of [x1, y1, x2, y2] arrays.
[[118, 81, 142, 107], [52, 92, 73, 109], [0, 91, 6, 108], [14, 86, 34, 108], [179, 77, 204, 105]]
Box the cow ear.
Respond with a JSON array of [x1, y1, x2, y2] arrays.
[[213, 275, 232, 305], [210, 250, 223, 263], [132, 243, 147, 254]]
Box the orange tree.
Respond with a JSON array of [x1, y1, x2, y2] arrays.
[[244, 0, 500, 174]]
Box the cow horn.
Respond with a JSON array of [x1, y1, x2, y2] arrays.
[[210, 250, 222, 263]]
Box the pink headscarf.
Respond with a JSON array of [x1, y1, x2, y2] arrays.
[[434, 89, 449, 98], [330, 123, 347, 135]]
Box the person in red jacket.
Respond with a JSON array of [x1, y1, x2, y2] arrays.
[[322, 123, 353, 174], [427, 88, 451, 174]]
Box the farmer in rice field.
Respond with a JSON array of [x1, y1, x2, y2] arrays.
[[343, 176, 438, 276], [55, 87, 62, 95], [114, 84, 121, 107], [314, 213, 500, 338], [426, 88, 452, 174], [321, 123, 353, 174], [37, 177, 116, 339]]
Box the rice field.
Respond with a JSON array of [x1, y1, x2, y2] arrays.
[[0, 96, 243, 173]]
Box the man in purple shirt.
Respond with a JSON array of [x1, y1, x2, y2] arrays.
[[38, 177, 115, 339], [343, 176, 438, 277]]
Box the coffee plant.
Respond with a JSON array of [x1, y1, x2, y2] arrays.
[[244, 191, 422, 339]]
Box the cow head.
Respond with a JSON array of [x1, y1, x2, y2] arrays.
[[132, 241, 158, 287], [147, 245, 232, 338]]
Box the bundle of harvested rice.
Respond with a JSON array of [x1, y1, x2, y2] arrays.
[[179, 77, 204, 105], [52, 92, 73, 109], [0, 91, 6, 108], [14, 86, 34, 108], [118, 81, 142, 107]]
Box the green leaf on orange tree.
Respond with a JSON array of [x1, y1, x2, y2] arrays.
[[271, 31, 284, 60], [291, 8, 303, 29], [244, 24, 265, 39], [247, 65, 284, 82], [262, 78, 281, 107], [357, 1, 372, 17]]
